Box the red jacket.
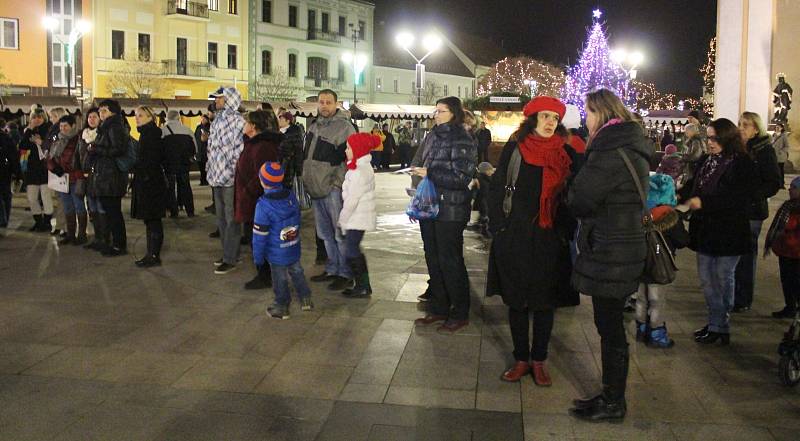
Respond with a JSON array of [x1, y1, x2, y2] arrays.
[[772, 212, 800, 259], [48, 135, 83, 183], [234, 131, 281, 224]]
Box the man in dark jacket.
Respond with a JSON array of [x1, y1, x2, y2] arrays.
[[194, 113, 211, 186], [163, 110, 197, 217], [381, 123, 396, 170], [0, 129, 20, 228], [734, 119, 783, 312], [475, 122, 492, 163]]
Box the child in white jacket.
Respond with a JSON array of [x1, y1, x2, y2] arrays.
[[338, 133, 379, 298]]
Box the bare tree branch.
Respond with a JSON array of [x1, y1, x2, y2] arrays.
[[250, 67, 303, 102], [105, 51, 168, 98]]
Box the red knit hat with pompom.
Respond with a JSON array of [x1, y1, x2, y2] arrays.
[[347, 133, 381, 170]]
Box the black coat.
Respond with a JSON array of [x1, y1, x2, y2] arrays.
[[163, 130, 195, 174], [91, 114, 130, 198], [567, 121, 654, 299], [382, 130, 396, 166], [131, 122, 168, 220], [680, 153, 757, 256], [487, 140, 579, 311], [280, 123, 305, 186], [746, 135, 782, 220], [194, 123, 209, 162], [421, 123, 477, 223], [0, 131, 20, 184], [19, 123, 51, 185]]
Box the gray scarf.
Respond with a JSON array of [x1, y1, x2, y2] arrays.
[[50, 127, 78, 159]]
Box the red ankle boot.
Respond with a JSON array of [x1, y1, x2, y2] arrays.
[[501, 361, 530, 382], [531, 361, 552, 387]]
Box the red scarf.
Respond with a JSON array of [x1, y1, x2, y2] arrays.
[[518, 133, 572, 228]]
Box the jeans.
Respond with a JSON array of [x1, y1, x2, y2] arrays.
[[419, 219, 470, 320], [271, 261, 311, 306], [592, 296, 629, 401], [213, 186, 241, 265], [697, 253, 741, 333], [779, 256, 800, 312], [86, 195, 105, 214], [509, 307, 554, 362], [344, 229, 365, 260], [634, 283, 667, 327], [166, 172, 195, 215], [734, 220, 763, 308], [312, 189, 351, 278], [26, 184, 53, 215], [370, 151, 382, 169], [98, 196, 126, 249], [58, 185, 86, 215], [0, 181, 11, 227]]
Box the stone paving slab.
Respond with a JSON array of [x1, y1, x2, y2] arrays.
[[2, 173, 800, 440]]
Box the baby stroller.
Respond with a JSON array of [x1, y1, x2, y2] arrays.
[[778, 310, 800, 386]]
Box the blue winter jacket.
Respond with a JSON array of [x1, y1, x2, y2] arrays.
[[252, 187, 302, 266]]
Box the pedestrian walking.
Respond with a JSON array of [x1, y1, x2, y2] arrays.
[[412, 96, 477, 333], [131, 106, 168, 267], [486, 96, 579, 386], [568, 89, 653, 422], [303, 89, 357, 290], [339, 132, 378, 298], [765, 176, 800, 319], [162, 110, 196, 218], [207, 87, 246, 275], [734, 111, 782, 312]]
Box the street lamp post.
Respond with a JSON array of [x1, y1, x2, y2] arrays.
[[341, 51, 367, 105], [395, 31, 442, 106], [43, 16, 90, 97], [611, 48, 644, 106]]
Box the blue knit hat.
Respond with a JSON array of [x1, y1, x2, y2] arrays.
[[259, 162, 284, 188], [647, 173, 677, 210]]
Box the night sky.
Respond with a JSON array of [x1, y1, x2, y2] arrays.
[[372, 0, 718, 98]]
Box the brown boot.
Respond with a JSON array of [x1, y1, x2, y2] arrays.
[[74, 213, 88, 245], [531, 361, 552, 387]]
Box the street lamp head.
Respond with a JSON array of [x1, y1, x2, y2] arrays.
[[395, 32, 414, 50], [355, 53, 368, 68], [42, 16, 59, 32], [75, 20, 91, 34], [629, 51, 644, 67], [422, 34, 442, 52]]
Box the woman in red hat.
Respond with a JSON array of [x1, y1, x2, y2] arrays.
[[486, 96, 580, 387]]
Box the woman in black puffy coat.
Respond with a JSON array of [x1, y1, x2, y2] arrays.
[[411, 96, 477, 333], [131, 106, 168, 268], [567, 89, 653, 423]]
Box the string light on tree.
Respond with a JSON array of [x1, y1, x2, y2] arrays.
[[477, 56, 565, 98], [700, 37, 716, 115]]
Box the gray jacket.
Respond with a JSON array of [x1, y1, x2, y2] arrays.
[[774, 132, 790, 163], [302, 109, 356, 198]]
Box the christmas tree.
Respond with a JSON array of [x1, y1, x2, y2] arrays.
[[700, 37, 716, 115], [561, 9, 629, 115]]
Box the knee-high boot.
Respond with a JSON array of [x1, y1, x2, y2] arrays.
[[343, 254, 372, 298], [570, 345, 628, 422]]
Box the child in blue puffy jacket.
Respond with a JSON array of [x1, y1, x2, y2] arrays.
[[252, 161, 312, 319]]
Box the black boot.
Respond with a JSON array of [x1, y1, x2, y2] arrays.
[[94, 213, 111, 252], [29, 215, 42, 232], [343, 254, 372, 298], [244, 263, 272, 289], [570, 346, 628, 422], [84, 212, 100, 249], [315, 234, 328, 265], [41, 214, 53, 233], [136, 229, 162, 267]]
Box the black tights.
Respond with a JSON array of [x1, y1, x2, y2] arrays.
[[509, 307, 555, 362], [145, 219, 164, 257]]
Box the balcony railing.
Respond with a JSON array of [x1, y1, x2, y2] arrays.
[[307, 28, 342, 43], [163, 59, 215, 78], [304, 76, 343, 89], [167, 0, 209, 19]]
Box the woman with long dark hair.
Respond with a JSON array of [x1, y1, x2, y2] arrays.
[[567, 89, 653, 422], [131, 106, 168, 267], [79, 108, 108, 250], [412, 96, 477, 333], [680, 118, 757, 343], [487, 96, 579, 386]]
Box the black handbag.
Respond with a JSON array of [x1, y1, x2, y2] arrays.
[[617, 149, 678, 285]]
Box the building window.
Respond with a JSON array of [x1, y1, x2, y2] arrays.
[[261, 50, 271, 75], [52, 42, 63, 85], [307, 57, 328, 80], [261, 0, 271, 23], [207, 42, 218, 66], [208, 0, 219, 11], [358, 20, 365, 40], [393, 79, 398, 93], [227, 44, 237, 69], [138, 33, 150, 61], [228, 0, 237, 15], [375, 77, 382, 90], [111, 30, 124, 59], [338, 16, 346, 37], [457, 85, 461, 97], [288, 53, 297, 77], [443, 84, 448, 95], [0, 18, 19, 50], [288, 5, 297, 27], [321, 13, 329, 33]]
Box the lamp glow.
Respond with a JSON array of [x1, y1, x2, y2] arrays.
[[395, 32, 414, 50], [422, 34, 442, 52], [42, 16, 59, 31]]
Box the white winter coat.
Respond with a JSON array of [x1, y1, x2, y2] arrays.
[[339, 155, 377, 232]]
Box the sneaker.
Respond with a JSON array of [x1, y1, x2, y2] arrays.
[[772, 308, 797, 319], [214, 257, 241, 267], [310, 271, 337, 282], [328, 276, 353, 291], [214, 263, 237, 274], [267, 303, 290, 319], [647, 325, 675, 349], [301, 297, 314, 311]]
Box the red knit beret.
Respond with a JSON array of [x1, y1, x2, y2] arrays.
[[347, 133, 381, 161], [523, 96, 567, 119]]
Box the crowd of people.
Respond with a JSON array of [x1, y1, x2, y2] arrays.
[[0, 85, 795, 424]]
